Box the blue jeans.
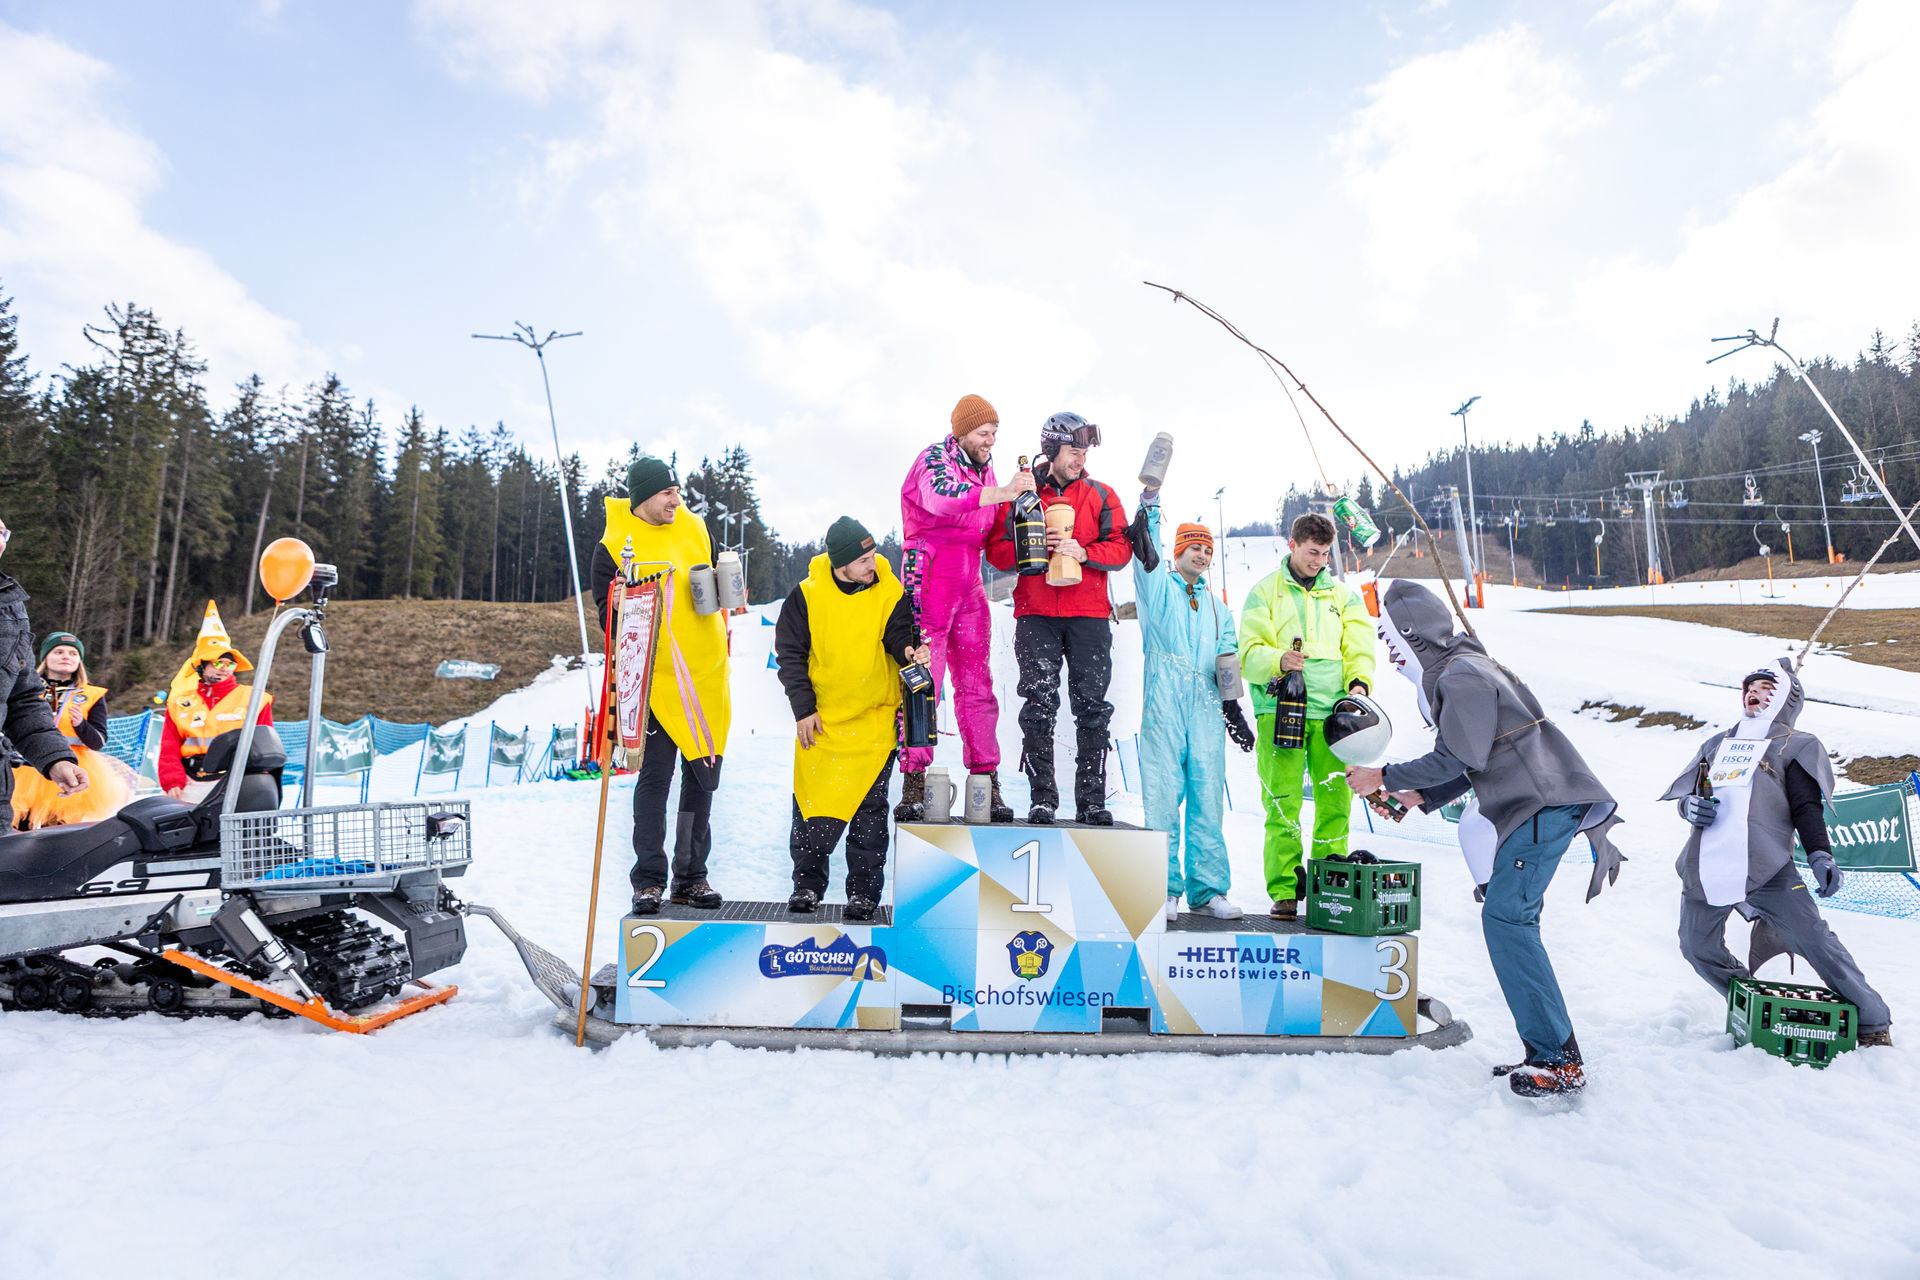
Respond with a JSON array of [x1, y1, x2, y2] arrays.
[[1482, 805, 1582, 1065]]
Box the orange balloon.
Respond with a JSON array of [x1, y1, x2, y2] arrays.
[[260, 537, 316, 603]]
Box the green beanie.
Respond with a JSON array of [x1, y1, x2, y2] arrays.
[[38, 632, 83, 664], [626, 456, 678, 509], [826, 516, 876, 568]]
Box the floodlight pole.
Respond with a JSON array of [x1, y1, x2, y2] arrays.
[[1798, 429, 1835, 563], [473, 323, 594, 696], [1214, 486, 1229, 604]]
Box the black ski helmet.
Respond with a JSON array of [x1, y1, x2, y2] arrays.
[[1324, 693, 1392, 768], [1040, 412, 1101, 456]]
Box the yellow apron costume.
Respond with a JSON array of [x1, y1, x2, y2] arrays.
[[793, 553, 903, 822], [599, 498, 731, 762], [10, 682, 133, 827], [170, 683, 273, 776]]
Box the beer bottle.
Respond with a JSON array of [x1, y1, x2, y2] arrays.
[[1274, 638, 1308, 750], [1694, 757, 1713, 799], [1011, 456, 1048, 576]]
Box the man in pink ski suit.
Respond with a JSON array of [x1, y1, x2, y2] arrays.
[[895, 393, 1033, 823]]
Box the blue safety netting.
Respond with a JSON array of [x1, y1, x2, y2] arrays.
[[371, 718, 428, 754], [101, 712, 153, 769]]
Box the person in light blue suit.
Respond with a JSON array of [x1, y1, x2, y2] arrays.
[[1131, 489, 1257, 921]]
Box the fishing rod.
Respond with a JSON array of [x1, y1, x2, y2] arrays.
[[1145, 282, 1477, 637]]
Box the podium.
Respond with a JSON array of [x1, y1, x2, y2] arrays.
[[611, 822, 1426, 1045]]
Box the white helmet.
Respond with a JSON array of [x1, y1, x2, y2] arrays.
[[1324, 694, 1393, 767]]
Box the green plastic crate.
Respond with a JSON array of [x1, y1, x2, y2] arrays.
[[1306, 857, 1420, 936], [1727, 977, 1858, 1068]]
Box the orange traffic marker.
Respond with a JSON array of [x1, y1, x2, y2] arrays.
[[163, 949, 456, 1033]]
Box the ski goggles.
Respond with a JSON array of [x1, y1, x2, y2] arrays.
[[1041, 414, 1101, 449]]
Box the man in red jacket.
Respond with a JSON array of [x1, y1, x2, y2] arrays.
[[986, 413, 1131, 824]]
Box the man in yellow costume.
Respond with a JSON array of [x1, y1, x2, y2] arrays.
[[590, 456, 731, 915], [773, 517, 926, 918]]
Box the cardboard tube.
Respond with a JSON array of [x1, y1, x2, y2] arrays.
[[1045, 502, 1081, 587]]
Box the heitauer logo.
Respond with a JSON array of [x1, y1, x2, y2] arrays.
[[1007, 930, 1054, 981], [758, 934, 887, 981]]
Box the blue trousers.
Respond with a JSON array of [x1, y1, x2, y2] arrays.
[[1482, 805, 1582, 1065]]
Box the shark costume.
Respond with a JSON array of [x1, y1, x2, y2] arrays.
[[1376, 580, 1625, 1090], [1659, 659, 1891, 1037]]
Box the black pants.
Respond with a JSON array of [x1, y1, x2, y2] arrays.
[[630, 718, 721, 894], [1014, 616, 1113, 811], [791, 752, 895, 902]]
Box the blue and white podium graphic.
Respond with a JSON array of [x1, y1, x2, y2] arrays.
[[1149, 932, 1418, 1037], [889, 823, 1165, 1032], [610, 822, 1421, 1041], [614, 919, 898, 1030]]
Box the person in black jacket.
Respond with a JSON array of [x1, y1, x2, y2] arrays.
[[774, 517, 925, 918], [0, 518, 88, 829]]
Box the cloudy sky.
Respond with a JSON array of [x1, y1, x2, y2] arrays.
[[2, 0, 1914, 543]]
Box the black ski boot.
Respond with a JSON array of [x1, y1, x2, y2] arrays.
[[1028, 803, 1055, 825], [987, 772, 1015, 823], [1508, 1061, 1586, 1097], [631, 886, 663, 915], [1860, 1029, 1894, 1048], [1075, 806, 1113, 826], [788, 888, 820, 913], [894, 771, 926, 822], [844, 895, 877, 921], [673, 880, 723, 909], [1496, 1034, 1582, 1077]]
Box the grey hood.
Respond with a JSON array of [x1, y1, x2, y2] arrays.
[[1661, 657, 1836, 904], [1381, 579, 1625, 900]]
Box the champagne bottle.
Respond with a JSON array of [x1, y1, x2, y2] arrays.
[[1011, 456, 1048, 576], [901, 590, 935, 749], [1273, 638, 1308, 750]]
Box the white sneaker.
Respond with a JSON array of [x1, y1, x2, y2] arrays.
[[1165, 895, 1181, 923], [1196, 896, 1243, 920]]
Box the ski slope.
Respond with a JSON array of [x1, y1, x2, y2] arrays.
[[4, 555, 1919, 1278]]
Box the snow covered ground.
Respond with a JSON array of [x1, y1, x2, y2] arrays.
[[5, 554, 1920, 1278]]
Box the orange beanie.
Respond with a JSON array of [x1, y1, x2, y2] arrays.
[[1175, 523, 1213, 556], [951, 394, 998, 437]]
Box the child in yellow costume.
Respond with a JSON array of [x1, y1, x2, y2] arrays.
[[589, 456, 732, 915], [10, 632, 132, 826]]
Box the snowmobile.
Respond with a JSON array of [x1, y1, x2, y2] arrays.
[[0, 559, 472, 1031]]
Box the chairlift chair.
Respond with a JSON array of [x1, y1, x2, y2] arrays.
[[1742, 473, 1763, 507], [1667, 481, 1688, 509]]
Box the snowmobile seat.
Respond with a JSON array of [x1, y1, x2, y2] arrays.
[[0, 818, 146, 903], [116, 795, 202, 854]]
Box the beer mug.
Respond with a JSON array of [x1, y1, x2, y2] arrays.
[[687, 564, 720, 615], [924, 768, 954, 821], [1215, 651, 1242, 700], [1138, 432, 1174, 489], [964, 772, 992, 824], [715, 551, 746, 610]]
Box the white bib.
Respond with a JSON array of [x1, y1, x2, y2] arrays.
[[1458, 796, 1499, 886], [1697, 736, 1762, 907]]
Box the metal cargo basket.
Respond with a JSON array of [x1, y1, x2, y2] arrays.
[[220, 800, 473, 891]]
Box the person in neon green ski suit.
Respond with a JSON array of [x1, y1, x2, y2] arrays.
[[1130, 492, 1257, 922], [1238, 511, 1376, 918]]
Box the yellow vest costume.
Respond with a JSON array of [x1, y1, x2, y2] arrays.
[[171, 684, 273, 773], [599, 497, 731, 762], [10, 682, 131, 827], [792, 553, 903, 822]]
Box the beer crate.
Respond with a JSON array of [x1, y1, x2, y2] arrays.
[[1305, 857, 1420, 936], [1727, 977, 1858, 1068]]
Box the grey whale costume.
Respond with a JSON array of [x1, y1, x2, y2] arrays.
[[1377, 580, 1623, 1071], [1659, 658, 1890, 1034]]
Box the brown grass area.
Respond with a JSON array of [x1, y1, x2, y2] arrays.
[[1366, 537, 1541, 587], [1539, 604, 1920, 674], [1577, 700, 1706, 731], [104, 597, 601, 724], [1843, 755, 1920, 786], [1675, 553, 1919, 582]]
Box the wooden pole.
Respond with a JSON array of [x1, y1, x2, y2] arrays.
[[574, 580, 620, 1047]]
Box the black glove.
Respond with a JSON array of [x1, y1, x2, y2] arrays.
[[1127, 505, 1160, 573], [1808, 849, 1844, 898], [1264, 677, 1284, 699], [1223, 700, 1255, 752], [1677, 795, 1718, 829]]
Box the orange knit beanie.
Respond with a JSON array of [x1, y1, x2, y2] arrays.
[[1175, 523, 1213, 557], [951, 394, 998, 437]]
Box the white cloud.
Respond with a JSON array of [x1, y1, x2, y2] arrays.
[[1333, 25, 1601, 316], [0, 21, 324, 392], [415, 0, 1103, 540]]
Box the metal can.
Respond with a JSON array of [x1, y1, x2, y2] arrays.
[[1332, 496, 1382, 549]]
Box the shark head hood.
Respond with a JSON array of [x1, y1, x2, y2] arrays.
[[1377, 579, 1479, 724], [1731, 656, 1803, 740]]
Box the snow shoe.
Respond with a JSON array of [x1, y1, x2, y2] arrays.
[[1269, 898, 1298, 921], [1165, 895, 1181, 923], [894, 771, 926, 823], [672, 881, 723, 909], [844, 895, 877, 921], [787, 888, 820, 913], [1076, 806, 1113, 826], [1499, 1035, 1582, 1076], [988, 773, 1015, 823], [1028, 803, 1055, 825], [1507, 1061, 1586, 1097], [632, 886, 664, 915], [1194, 896, 1243, 920], [1860, 1029, 1894, 1048]]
